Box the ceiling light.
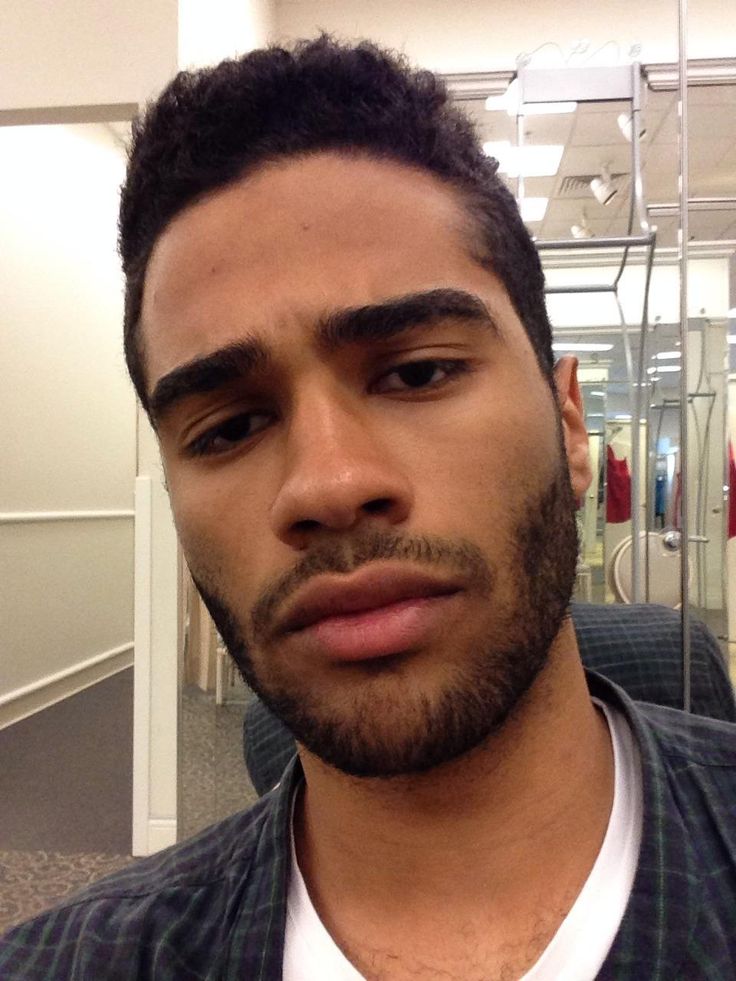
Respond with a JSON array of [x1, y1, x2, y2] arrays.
[[521, 101, 577, 116], [520, 197, 549, 222], [571, 208, 593, 239], [647, 364, 681, 373], [587, 412, 605, 417], [728, 335, 736, 344], [552, 342, 614, 352], [485, 80, 577, 116], [484, 80, 521, 115], [589, 391, 606, 397], [614, 413, 632, 421], [482, 141, 564, 177], [728, 308, 736, 318], [617, 112, 647, 142], [590, 164, 618, 206], [652, 351, 681, 360]]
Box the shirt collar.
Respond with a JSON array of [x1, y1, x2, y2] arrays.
[[586, 670, 704, 979], [239, 674, 706, 980]]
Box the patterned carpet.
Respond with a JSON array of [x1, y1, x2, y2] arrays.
[[0, 851, 136, 934], [180, 683, 259, 840]]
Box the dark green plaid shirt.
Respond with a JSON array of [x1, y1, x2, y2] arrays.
[[2, 671, 735, 980]]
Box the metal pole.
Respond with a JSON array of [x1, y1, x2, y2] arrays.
[[678, 0, 692, 712]]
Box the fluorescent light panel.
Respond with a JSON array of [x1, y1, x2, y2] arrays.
[[482, 141, 564, 178], [552, 342, 613, 352], [520, 197, 549, 222], [484, 80, 577, 117], [652, 351, 681, 360]]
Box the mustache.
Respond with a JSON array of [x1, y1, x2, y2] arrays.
[[248, 529, 494, 645]]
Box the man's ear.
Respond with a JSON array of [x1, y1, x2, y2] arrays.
[[553, 356, 592, 499]]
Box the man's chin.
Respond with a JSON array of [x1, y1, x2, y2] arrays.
[[244, 659, 541, 779]]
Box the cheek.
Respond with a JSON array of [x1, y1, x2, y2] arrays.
[[168, 470, 271, 598], [407, 390, 558, 512]]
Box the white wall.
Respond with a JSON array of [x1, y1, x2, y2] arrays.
[[274, 0, 731, 72], [179, 0, 275, 67], [0, 0, 178, 110], [545, 256, 731, 328], [0, 123, 136, 726]]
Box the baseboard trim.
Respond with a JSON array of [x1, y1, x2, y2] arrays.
[[0, 643, 134, 731], [139, 819, 178, 857]]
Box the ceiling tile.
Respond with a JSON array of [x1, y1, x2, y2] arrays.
[[571, 110, 631, 148], [688, 85, 736, 107], [454, 80, 736, 247]]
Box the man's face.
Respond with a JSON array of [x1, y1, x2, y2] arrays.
[[141, 152, 589, 777]]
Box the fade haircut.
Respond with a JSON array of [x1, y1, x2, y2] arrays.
[[119, 35, 555, 410]]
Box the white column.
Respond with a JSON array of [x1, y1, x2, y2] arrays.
[[132, 0, 276, 856]]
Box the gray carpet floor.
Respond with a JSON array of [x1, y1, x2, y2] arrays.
[[0, 668, 259, 933], [0, 670, 134, 854]]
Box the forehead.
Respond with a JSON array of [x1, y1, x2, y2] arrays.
[[140, 152, 530, 389]]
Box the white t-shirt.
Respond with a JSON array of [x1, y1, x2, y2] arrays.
[[283, 699, 642, 981]]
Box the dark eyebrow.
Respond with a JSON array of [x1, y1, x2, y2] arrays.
[[316, 287, 498, 354], [148, 288, 497, 426], [149, 340, 271, 425]]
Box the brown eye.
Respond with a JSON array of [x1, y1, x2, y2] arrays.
[[188, 412, 271, 457], [374, 359, 470, 394]]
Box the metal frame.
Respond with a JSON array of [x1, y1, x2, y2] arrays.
[[678, 0, 692, 710], [446, 39, 707, 711], [514, 62, 657, 603]]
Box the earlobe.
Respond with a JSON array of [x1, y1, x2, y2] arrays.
[[553, 356, 592, 498]]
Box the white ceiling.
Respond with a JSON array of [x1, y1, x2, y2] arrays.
[[457, 82, 736, 247], [455, 77, 735, 421]]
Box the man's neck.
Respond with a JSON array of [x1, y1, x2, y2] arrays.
[[293, 625, 614, 978]]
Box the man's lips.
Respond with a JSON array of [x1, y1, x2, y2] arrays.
[[310, 595, 461, 662], [276, 566, 463, 636]]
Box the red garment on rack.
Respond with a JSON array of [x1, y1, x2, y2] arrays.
[[606, 444, 631, 523], [729, 441, 736, 539]]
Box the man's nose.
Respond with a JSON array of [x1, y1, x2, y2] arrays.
[[269, 393, 413, 549]]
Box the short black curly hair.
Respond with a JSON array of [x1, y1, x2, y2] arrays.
[[119, 35, 554, 410]]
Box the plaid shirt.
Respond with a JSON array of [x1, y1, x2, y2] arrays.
[[2, 671, 735, 980]]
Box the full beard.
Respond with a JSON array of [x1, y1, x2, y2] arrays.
[[192, 452, 579, 779]]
